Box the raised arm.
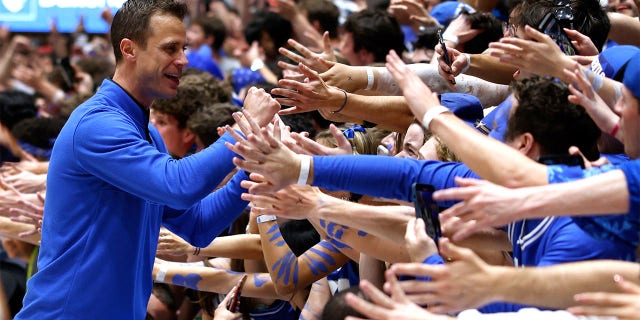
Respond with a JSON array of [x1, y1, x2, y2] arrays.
[[385, 50, 548, 187]]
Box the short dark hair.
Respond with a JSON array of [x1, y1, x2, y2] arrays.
[[0, 91, 37, 129], [190, 15, 227, 50], [515, 0, 610, 50], [505, 77, 601, 160], [463, 11, 504, 54], [343, 9, 405, 62], [244, 11, 293, 52], [321, 286, 370, 320], [152, 69, 232, 129], [187, 102, 240, 147], [111, 0, 188, 63], [300, 0, 340, 38]]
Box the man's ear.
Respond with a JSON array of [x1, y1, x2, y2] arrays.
[[519, 132, 537, 156], [182, 128, 196, 145], [120, 38, 137, 61], [358, 49, 375, 66]]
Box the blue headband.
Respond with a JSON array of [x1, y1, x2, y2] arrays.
[[342, 124, 366, 139]]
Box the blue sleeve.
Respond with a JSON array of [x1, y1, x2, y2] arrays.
[[162, 170, 250, 247], [312, 155, 479, 206], [620, 160, 640, 220], [414, 254, 445, 282], [73, 109, 237, 209]]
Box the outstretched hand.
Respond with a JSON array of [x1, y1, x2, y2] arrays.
[[433, 177, 527, 241], [272, 62, 345, 115], [225, 111, 304, 194], [277, 33, 336, 74], [385, 50, 440, 121], [389, 238, 496, 313], [285, 123, 353, 156], [241, 184, 335, 220], [569, 275, 640, 320], [344, 276, 453, 320]]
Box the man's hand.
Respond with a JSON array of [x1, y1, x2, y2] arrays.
[[241, 87, 281, 127], [389, 238, 499, 313], [277, 33, 336, 74], [434, 177, 528, 241], [569, 275, 640, 320]]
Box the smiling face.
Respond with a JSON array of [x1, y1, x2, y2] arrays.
[[129, 13, 188, 106], [615, 86, 640, 159]]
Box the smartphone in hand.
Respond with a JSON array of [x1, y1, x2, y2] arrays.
[[412, 183, 442, 244], [438, 28, 456, 85], [227, 274, 248, 312], [537, 12, 577, 56]]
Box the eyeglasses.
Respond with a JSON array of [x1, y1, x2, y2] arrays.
[[553, 0, 574, 29], [502, 21, 518, 37]]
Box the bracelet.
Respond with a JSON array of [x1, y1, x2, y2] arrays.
[[297, 155, 311, 185], [592, 72, 604, 91], [257, 214, 277, 224], [610, 123, 620, 137], [421, 106, 451, 130], [460, 53, 471, 74], [155, 265, 168, 282], [442, 33, 459, 46], [193, 246, 201, 256], [365, 67, 374, 90], [330, 89, 348, 114]]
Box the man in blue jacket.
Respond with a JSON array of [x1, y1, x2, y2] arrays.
[[15, 1, 279, 319]]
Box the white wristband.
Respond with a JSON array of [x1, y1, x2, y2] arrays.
[[460, 53, 471, 74], [365, 67, 374, 90], [155, 265, 168, 282], [257, 214, 277, 224], [421, 106, 451, 130], [297, 155, 311, 185]]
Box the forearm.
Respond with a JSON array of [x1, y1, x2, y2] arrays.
[[429, 113, 548, 187], [520, 169, 629, 219], [200, 234, 264, 260], [317, 201, 412, 244], [311, 215, 411, 263], [465, 54, 517, 85], [375, 63, 510, 107], [0, 216, 40, 245], [493, 260, 640, 309], [608, 12, 640, 46], [319, 93, 414, 133], [157, 264, 282, 299]]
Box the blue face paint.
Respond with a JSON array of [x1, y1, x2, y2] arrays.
[[254, 274, 268, 287], [308, 247, 336, 265], [358, 230, 368, 237]]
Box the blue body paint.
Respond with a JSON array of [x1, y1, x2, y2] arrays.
[[172, 273, 202, 290], [308, 247, 336, 265], [318, 241, 340, 253], [358, 230, 368, 237], [254, 274, 268, 287]]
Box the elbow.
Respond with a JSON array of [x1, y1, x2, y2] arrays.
[[273, 282, 296, 296]]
